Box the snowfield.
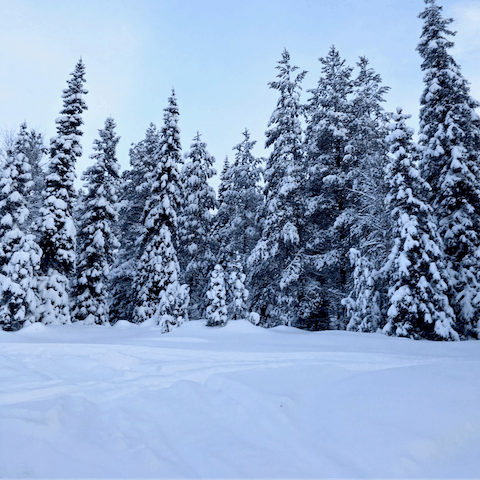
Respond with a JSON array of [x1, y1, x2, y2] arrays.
[[1, 320, 479, 479]]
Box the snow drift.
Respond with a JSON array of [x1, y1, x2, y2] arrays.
[[1, 320, 479, 478]]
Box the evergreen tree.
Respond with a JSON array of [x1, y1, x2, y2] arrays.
[[212, 130, 262, 319], [303, 48, 391, 330], [129, 123, 164, 221], [417, 0, 480, 338], [206, 264, 228, 327], [227, 254, 249, 321], [340, 57, 392, 331], [382, 108, 458, 340], [248, 49, 306, 327], [133, 90, 189, 331], [218, 156, 231, 203], [109, 124, 161, 323], [0, 129, 42, 331], [212, 156, 233, 254], [178, 132, 217, 319], [215, 129, 263, 270], [12, 123, 46, 233], [38, 58, 87, 324], [74, 117, 120, 325], [344, 248, 383, 333], [302, 46, 355, 329], [348, 56, 391, 245]]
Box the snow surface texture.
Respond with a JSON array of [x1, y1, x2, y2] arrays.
[[1, 320, 479, 478]]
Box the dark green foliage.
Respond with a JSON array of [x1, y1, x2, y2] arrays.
[[74, 117, 120, 325], [417, 0, 480, 338], [248, 50, 307, 327], [178, 132, 217, 319]]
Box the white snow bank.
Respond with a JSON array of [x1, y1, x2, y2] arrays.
[[0, 320, 479, 478]]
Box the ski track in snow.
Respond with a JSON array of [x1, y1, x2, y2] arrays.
[[1, 345, 432, 405], [1, 320, 479, 479]]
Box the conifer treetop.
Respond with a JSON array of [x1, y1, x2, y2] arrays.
[[47, 57, 88, 205], [88, 117, 121, 179], [417, 0, 456, 68], [233, 129, 258, 167], [308, 45, 353, 109], [266, 49, 307, 151], [144, 90, 183, 234], [160, 89, 181, 160], [56, 58, 88, 138]]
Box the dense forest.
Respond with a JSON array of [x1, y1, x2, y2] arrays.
[[1, 0, 479, 340]]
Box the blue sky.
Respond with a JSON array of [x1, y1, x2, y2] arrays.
[[0, 0, 479, 190]]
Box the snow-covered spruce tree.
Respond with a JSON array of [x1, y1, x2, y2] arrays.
[[214, 129, 263, 271], [302, 46, 354, 329], [227, 253, 249, 321], [212, 131, 262, 320], [11, 123, 46, 234], [133, 91, 189, 331], [418, 0, 480, 338], [129, 123, 164, 221], [212, 156, 233, 254], [381, 108, 457, 340], [343, 249, 382, 333], [74, 117, 120, 325], [0, 130, 42, 331], [248, 49, 306, 327], [342, 57, 392, 332], [178, 132, 217, 320], [218, 156, 231, 203], [206, 264, 228, 327], [304, 48, 391, 330], [38, 58, 87, 325], [109, 123, 161, 323]]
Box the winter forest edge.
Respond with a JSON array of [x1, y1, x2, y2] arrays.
[[1, 0, 479, 341]]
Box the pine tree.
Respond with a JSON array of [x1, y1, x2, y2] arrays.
[[206, 264, 228, 327], [340, 57, 392, 331], [417, 0, 480, 338], [74, 117, 120, 325], [0, 129, 42, 331], [382, 108, 457, 340], [303, 48, 391, 330], [302, 46, 354, 329], [227, 254, 249, 320], [129, 123, 164, 221], [213, 130, 262, 320], [344, 249, 382, 332], [12, 123, 46, 233], [109, 123, 161, 323], [348, 56, 391, 245], [212, 156, 233, 255], [178, 132, 217, 319], [218, 156, 231, 202], [215, 129, 263, 269], [248, 49, 306, 327], [133, 90, 189, 331], [38, 58, 87, 324]]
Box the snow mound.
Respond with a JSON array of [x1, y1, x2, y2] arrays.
[[112, 320, 136, 329], [15, 322, 48, 334]]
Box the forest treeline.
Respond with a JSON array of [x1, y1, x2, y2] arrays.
[[1, 0, 479, 340]]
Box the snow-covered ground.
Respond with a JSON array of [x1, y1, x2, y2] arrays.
[[1, 320, 479, 479]]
